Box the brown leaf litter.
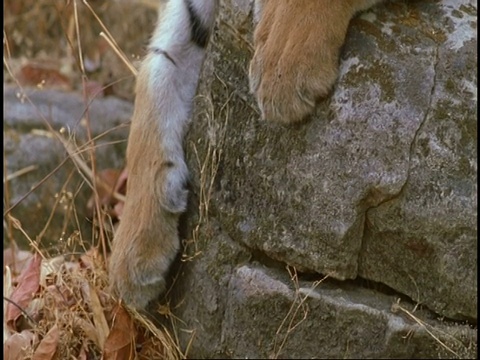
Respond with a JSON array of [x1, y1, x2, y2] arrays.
[[3, 245, 182, 360]]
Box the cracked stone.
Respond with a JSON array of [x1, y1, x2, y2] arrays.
[[358, 0, 477, 320], [164, 0, 480, 353], [183, 0, 477, 326]]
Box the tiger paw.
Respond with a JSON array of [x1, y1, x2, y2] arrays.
[[249, 0, 365, 124], [109, 206, 180, 309]]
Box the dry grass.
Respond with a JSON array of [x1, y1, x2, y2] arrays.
[[390, 299, 463, 358], [271, 267, 329, 359]]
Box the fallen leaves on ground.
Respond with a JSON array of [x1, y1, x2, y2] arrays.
[[3, 245, 34, 276], [4, 330, 36, 360], [3, 244, 181, 359], [6, 254, 41, 330], [31, 325, 59, 360], [103, 305, 136, 360]]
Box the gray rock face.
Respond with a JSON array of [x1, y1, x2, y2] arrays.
[[181, 0, 476, 319], [358, 1, 478, 321], [171, 222, 476, 359], [369, 0, 476, 319], [223, 265, 474, 359], [171, 0, 477, 357]]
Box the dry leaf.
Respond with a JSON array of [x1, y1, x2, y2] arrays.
[[4, 266, 13, 341], [77, 342, 89, 360], [4, 329, 36, 360], [24, 298, 44, 325], [88, 284, 110, 349], [32, 325, 59, 360], [84, 80, 105, 99], [103, 304, 136, 360], [6, 254, 42, 330], [115, 168, 128, 194], [43, 284, 75, 310], [79, 247, 102, 270]]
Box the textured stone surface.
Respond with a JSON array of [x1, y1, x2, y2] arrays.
[[357, 1, 478, 320], [169, 0, 477, 356], [182, 0, 477, 324], [222, 265, 475, 359], [170, 221, 476, 359]]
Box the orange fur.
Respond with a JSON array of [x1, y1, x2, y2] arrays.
[[250, 0, 383, 123]]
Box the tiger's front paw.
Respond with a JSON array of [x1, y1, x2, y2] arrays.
[[249, 0, 355, 124], [109, 258, 167, 310], [108, 151, 183, 309], [109, 206, 180, 309]]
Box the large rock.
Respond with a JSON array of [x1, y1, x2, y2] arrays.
[[180, 0, 476, 320], [168, 0, 477, 357]]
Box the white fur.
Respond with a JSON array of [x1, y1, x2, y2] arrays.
[[144, 0, 217, 212], [147, 0, 216, 152]]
